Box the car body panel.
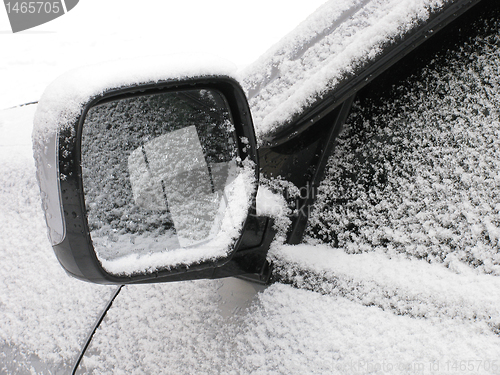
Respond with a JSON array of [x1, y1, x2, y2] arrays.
[[76, 281, 500, 374]]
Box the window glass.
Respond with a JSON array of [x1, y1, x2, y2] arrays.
[[306, 8, 500, 275]]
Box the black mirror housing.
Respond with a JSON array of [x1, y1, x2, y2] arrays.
[[33, 57, 262, 284]]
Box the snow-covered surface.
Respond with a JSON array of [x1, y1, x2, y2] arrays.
[[8, 94, 500, 373], [255, 183, 293, 239], [32, 54, 237, 145], [0, 105, 115, 372], [78, 281, 500, 374], [305, 16, 500, 276], [3, 0, 500, 373], [241, 0, 455, 142], [271, 244, 500, 329]]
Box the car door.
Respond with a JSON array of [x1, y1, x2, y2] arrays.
[[73, 1, 500, 374]]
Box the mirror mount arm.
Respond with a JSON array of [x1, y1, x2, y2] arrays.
[[229, 217, 276, 284]]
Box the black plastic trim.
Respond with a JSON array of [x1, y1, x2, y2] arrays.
[[286, 95, 355, 244]]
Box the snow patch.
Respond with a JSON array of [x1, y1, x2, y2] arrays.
[[241, 0, 451, 142], [32, 54, 238, 146], [306, 19, 500, 275], [0, 106, 115, 367], [271, 244, 500, 331]]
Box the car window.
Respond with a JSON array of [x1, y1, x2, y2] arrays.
[[306, 2, 500, 275]]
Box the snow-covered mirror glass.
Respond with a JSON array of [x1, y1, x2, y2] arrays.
[[81, 89, 251, 275]]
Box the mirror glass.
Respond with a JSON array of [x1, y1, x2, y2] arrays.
[[81, 89, 253, 275]]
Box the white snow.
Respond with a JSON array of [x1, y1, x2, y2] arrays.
[[305, 21, 500, 275], [32, 54, 238, 146], [241, 0, 453, 142], [2, 0, 500, 373], [255, 183, 292, 239], [270, 244, 500, 329], [0, 105, 115, 371], [77, 280, 500, 374]]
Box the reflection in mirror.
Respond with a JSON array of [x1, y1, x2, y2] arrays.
[[81, 89, 252, 275]]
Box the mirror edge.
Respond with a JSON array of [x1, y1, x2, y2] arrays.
[[46, 76, 260, 285]]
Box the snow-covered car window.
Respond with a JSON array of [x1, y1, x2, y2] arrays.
[[80, 90, 241, 272], [306, 10, 500, 275]]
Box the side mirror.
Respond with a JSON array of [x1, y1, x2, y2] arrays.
[[33, 57, 268, 284]]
